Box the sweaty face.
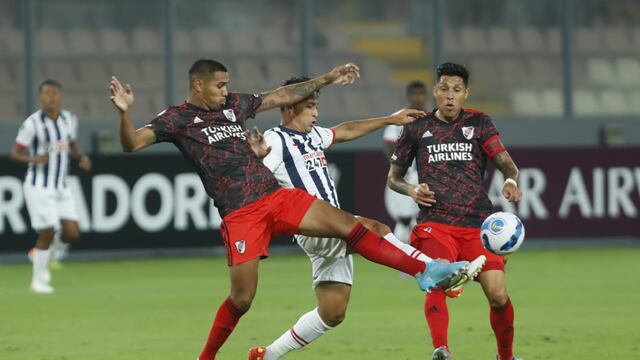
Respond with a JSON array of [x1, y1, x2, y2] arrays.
[[407, 88, 427, 110], [39, 84, 62, 114], [200, 71, 229, 110], [290, 97, 319, 133], [433, 75, 468, 120]]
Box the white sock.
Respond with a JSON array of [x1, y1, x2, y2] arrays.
[[383, 233, 432, 263], [32, 248, 51, 283], [265, 308, 332, 359], [50, 232, 70, 262]]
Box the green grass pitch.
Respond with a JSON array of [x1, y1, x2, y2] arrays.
[[1, 247, 639, 359]]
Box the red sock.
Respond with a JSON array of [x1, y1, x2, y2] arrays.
[[346, 223, 425, 275], [425, 289, 449, 348], [199, 297, 247, 360], [490, 298, 514, 360]]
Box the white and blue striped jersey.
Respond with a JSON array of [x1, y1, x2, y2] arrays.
[[15, 109, 78, 189], [263, 125, 340, 208]]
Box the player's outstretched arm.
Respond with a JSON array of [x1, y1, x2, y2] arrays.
[[255, 63, 360, 113], [332, 109, 424, 144], [492, 151, 522, 202], [387, 164, 436, 207], [110, 76, 156, 152]]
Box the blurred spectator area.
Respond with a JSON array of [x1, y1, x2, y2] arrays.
[[1, 24, 640, 124]]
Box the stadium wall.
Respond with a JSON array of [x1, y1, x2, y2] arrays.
[[1, 148, 639, 253]]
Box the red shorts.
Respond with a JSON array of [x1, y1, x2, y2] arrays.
[[220, 188, 317, 266], [410, 221, 505, 272]]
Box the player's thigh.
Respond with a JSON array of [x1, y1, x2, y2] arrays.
[[228, 258, 260, 309], [477, 269, 509, 306], [356, 216, 392, 237], [298, 199, 359, 239], [410, 222, 458, 262]]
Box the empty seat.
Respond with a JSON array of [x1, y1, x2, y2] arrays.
[[192, 28, 226, 54], [575, 28, 602, 53], [266, 59, 296, 84], [510, 89, 541, 115], [67, 28, 99, 54], [615, 57, 640, 85], [517, 27, 546, 53], [0, 62, 17, 90], [497, 58, 529, 85], [468, 59, 499, 85], [234, 59, 267, 88], [572, 89, 600, 115], [459, 27, 488, 52], [539, 88, 563, 115], [109, 60, 143, 86], [362, 59, 394, 85], [545, 28, 561, 53], [140, 59, 164, 87], [529, 58, 561, 86], [488, 27, 517, 53], [62, 96, 89, 119], [0, 98, 21, 120], [3, 28, 24, 55], [41, 62, 79, 89], [602, 27, 632, 52], [321, 29, 351, 52], [98, 28, 130, 54], [260, 29, 291, 53], [442, 28, 460, 53], [600, 89, 628, 115], [587, 58, 617, 85], [174, 29, 193, 54], [316, 91, 342, 118], [78, 60, 110, 88], [228, 32, 261, 53], [86, 95, 115, 120], [627, 90, 640, 113], [343, 91, 374, 117], [132, 27, 162, 55], [38, 29, 67, 55]]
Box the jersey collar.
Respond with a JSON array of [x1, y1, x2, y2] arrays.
[[278, 125, 309, 137]]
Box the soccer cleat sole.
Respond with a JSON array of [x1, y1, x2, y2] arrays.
[[436, 255, 486, 292]]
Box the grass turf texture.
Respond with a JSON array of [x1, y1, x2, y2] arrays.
[[1, 247, 639, 359]]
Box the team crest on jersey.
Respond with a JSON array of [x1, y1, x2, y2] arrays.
[[223, 109, 237, 122], [234, 240, 246, 254], [461, 126, 475, 140]]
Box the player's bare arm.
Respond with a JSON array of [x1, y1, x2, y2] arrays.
[[110, 76, 157, 152], [492, 151, 522, 203], [387, 163, 436, 207], [9, 143, 48, 164], [244, 127, 272, 159], [256, 63, 360, 113], [69, 141, 92, 172], [332, 109, 425, 144]]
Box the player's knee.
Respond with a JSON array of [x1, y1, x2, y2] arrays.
[[486, 287, 508, 307], [376, 222, 392, 236], [320, 306, 347, 327], [230, 289, 256, 312], [62, 229, 80, 243]]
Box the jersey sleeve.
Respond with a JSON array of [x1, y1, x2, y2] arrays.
[[145, 109, 176, 143], [261, 130, 284, 172], [15, 118, 35, 147], [231, 93, 263, 121], [391, 123, 418, 168], [478, 114, 505, 158], [314, 126, 335, 149], [68, 113, 79, 141]]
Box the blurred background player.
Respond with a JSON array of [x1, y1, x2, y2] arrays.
[[382, 81, 427, 245], [387, 63, 523, 360], [249, 77, 484, 360], [110, 59, 474, 360], [9, 79, 92, 294]]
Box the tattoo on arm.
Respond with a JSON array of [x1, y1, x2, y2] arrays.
[[387, 164, 412, 196], [259, 77, 327, 112], [493, 151, 519, 182]]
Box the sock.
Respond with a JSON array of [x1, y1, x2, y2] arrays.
[[393, 221, 412, 244], [383, 233, 432, 262], [51, 231, 70, 262], [490, 298, 514, 360], [345, 223, 425, 276], [425, 289, 449, 349], [265, 308, 332, 359], [199, 297, 248, 360], [32, 248, 50, 283]]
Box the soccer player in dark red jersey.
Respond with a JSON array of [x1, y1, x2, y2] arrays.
[[110, 59, 478, 360], [388, 63, 523, 360]]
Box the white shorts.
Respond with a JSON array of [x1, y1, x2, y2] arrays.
[[23, 184, 78, 231], [309, 253, 354, 289]]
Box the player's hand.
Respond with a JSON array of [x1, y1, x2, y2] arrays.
[[409, 183, 436, 207], [502, 181, 522, 203], [78, 155, 92, 172], [244, 127, 271, 159], [110, 76, 134, 113], [389, 109, 426, 126], [32, 154, 48, 164], [328, 63, 360, 85]]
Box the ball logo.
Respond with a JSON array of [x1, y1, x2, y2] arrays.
[[489, 218, 505, 235], [235, 240, 246, 254]]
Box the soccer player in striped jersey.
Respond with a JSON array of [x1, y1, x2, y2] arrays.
[[388, 63, 523, 360], [111, 60, 478, 360], [10, 79, 92, 294], [247, 77, 486, 360]]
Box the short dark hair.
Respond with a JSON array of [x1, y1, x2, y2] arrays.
[[189, 59, 228, 83], [436, 62, 469, 86], [280, 76, 318, 112], [406, 80, 426, 94], [39, 79, 61, 93]]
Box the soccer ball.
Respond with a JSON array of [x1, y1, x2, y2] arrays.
[[480, 212, 525, 255]]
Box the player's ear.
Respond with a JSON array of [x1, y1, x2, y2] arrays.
[[464, 88, 469, 100]]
